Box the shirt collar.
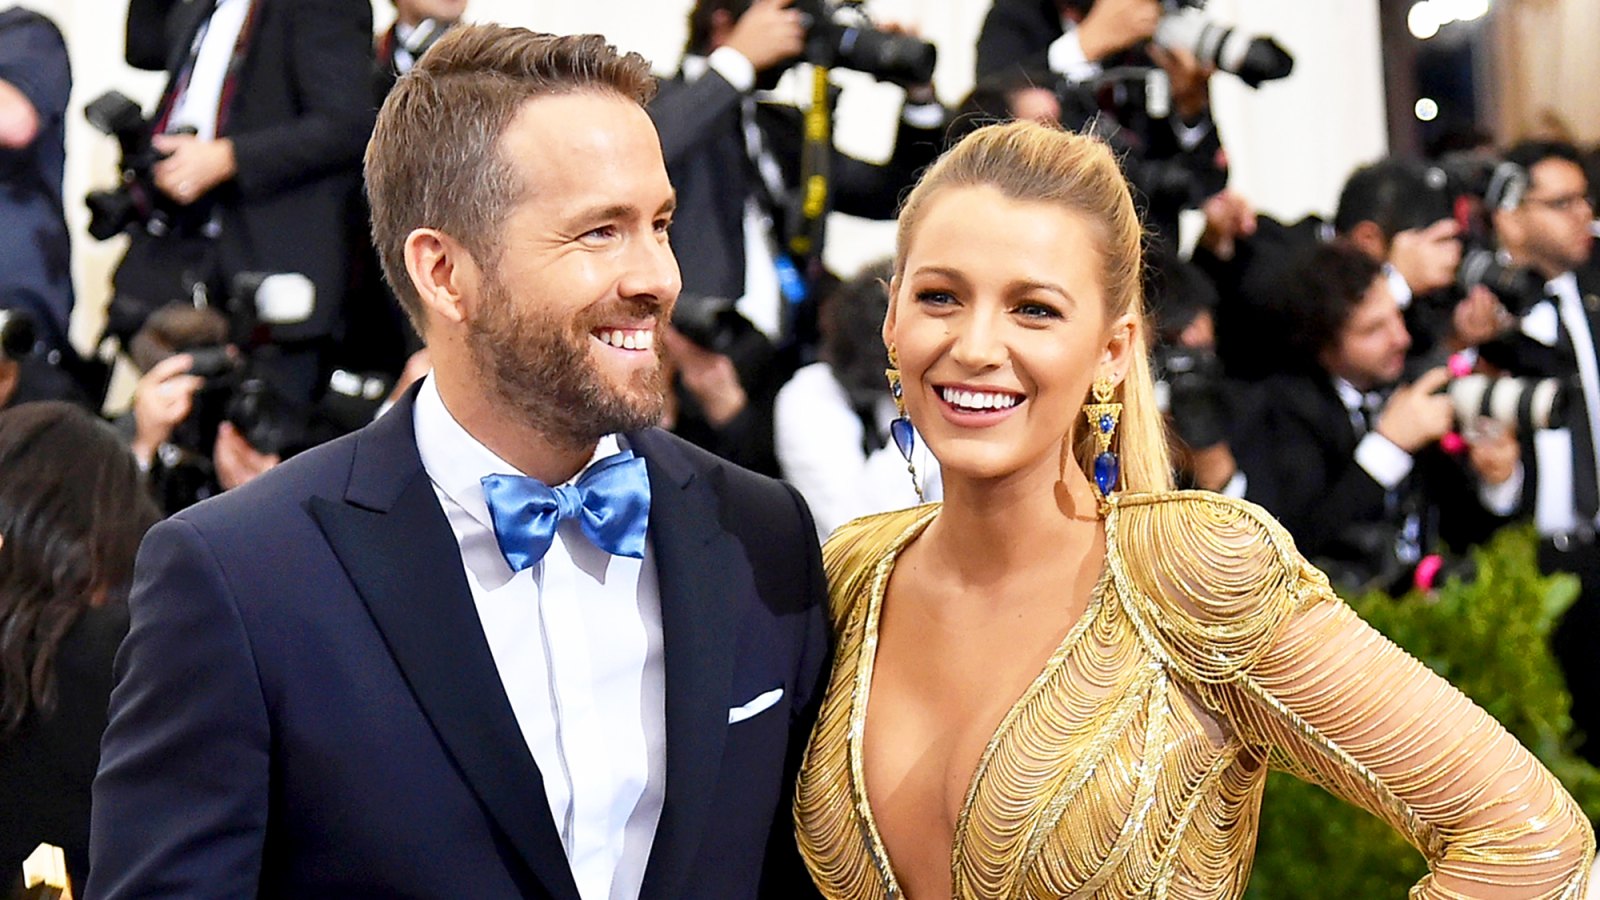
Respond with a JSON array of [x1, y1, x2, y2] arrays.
[[1331, 376, 1383, 416], [1548, 270, 1580, 306], [413, 374, 622, 533], [681, 53, 709, 83]]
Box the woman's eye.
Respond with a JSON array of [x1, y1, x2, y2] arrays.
[[1016, 301, 1062, 320], [915, 289, 956, 306]]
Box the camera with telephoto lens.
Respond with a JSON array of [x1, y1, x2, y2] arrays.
[[82, 90, 193, 241], [790, 0, 937, 87], [1445, 371, 1570, 434], [1457, 246, 1547, 318], [1152, 0, 1293, 88], [1062, 0, 1293, 88], [0, 308, 36, 362], [150, 272, 390, 511]]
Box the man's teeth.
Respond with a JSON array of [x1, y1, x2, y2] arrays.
[[940, 387, 1020, 411], [597, 329, 654, 351]]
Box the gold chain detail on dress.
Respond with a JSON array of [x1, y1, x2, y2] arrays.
[[795, 492, 1594, 899]]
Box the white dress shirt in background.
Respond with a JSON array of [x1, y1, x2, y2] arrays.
[[167, 0, 249, 141], [775, 361, 939, 538]]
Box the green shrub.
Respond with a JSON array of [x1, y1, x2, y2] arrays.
[[1245, 525, 1598, 898]]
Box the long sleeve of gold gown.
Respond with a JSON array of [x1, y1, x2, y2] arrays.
[[1109, 493, 1593, 899], [795, 493, 1595, 899]]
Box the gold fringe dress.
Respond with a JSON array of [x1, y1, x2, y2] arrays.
[[794, 492, 1595, 899]]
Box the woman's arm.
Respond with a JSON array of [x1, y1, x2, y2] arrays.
[[1115, 493, 1593, 898], [1222, 579, 1593, 898]]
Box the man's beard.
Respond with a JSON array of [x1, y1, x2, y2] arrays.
[[465, 272, 667, 450]]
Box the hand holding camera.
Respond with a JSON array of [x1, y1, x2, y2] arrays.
[[726, 0, 807, 73], [1375, 367, 1454, 453], [130, 351, 207, 468], [1463, 419, 1519, 487], [663, 326, 749, 427], [151, 133, 237, 206], [1076, 0, 1162, 62], [213, 420, 280, 491]]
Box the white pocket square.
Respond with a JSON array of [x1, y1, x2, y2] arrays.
[[728, 687, 784, 724]]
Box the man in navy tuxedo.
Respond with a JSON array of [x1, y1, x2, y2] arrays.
[[90, 25, 830, 899]]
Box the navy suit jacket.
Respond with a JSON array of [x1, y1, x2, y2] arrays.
[[88, 389, 831, 898]]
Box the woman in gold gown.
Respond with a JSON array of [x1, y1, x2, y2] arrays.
[[792, 120, 1596, 899]]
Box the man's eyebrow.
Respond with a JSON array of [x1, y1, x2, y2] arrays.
[[570, 203, 635, 224]]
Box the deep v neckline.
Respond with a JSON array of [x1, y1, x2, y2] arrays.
[[847, 506, 1111, 897]]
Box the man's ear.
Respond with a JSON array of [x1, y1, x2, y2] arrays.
[[1346, 220, 1389, 263], [404, 228, 479, 327]]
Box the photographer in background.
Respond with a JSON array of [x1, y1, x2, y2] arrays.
[[1478, 140, 1600, 764], [374, 0, 466, 101], [1232, 241, 1520, 594], [774, 262, 938, 536], [338, 0, 470, 386], [660, 294, 786, 477], [0, 6, 73, 345], [974, 0, 1237, 248], [0, 294, 101, 412], [1197, 158, 1501, 381], [111, 0, 374, 403], [1145, 248, 1243, 494], [650, 0, 944, 346], [119, 303, 281, 513]]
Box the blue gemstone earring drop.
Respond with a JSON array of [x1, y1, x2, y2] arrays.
[[886, 347, 923, 502], [1082, 375, 1122, 512]]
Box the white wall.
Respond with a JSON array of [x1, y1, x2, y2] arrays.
[[21, 0, 1388, 349]]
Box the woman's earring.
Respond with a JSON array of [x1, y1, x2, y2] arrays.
[[1083, 374, 1122, 510], [886, 347, 923, 502]]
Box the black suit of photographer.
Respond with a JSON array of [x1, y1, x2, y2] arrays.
[[1480, 267, 1600, 764], [121, 0, 374, 391], [975, 0, 1070, 81], [974, 0, 1225, 250], [649, 63, 942, 310], [1233, 372, 1506, 593]]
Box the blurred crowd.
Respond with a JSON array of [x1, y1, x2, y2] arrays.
[[7, 0, 1600, 886]]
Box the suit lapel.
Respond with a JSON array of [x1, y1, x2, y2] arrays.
[[308, 393, 582, 900], [630, 431, 744, 900]]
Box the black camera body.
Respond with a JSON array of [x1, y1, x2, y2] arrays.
[[83, 90, 196, 241], [790, 0, 936, 86], [1457, 246, 1546, 318], [0, 308, 36, 362], [1154, 342, 1230, 450]]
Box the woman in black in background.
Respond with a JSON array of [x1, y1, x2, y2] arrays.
[[0, 402, 160, 891]]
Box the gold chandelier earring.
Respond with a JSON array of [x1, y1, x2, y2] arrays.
[[1082, 374, 1122, 513], [886, 346, 923, 502]]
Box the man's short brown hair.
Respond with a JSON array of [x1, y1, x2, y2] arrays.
[[365, 25, 658, 332]]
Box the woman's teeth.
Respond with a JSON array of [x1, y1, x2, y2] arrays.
[[940, 387, 1020, 411]]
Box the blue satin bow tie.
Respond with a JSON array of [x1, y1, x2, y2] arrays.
[[481, 449, 651, 571]]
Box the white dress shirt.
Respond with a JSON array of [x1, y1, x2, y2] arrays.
[[413, 376, 666, 900], [168, 0, 250, 141], [1532, 272, 1600, 535], [774, 362, 940, 538]]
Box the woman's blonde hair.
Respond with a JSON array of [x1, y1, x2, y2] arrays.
[[893, 119, 1173, 494]]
